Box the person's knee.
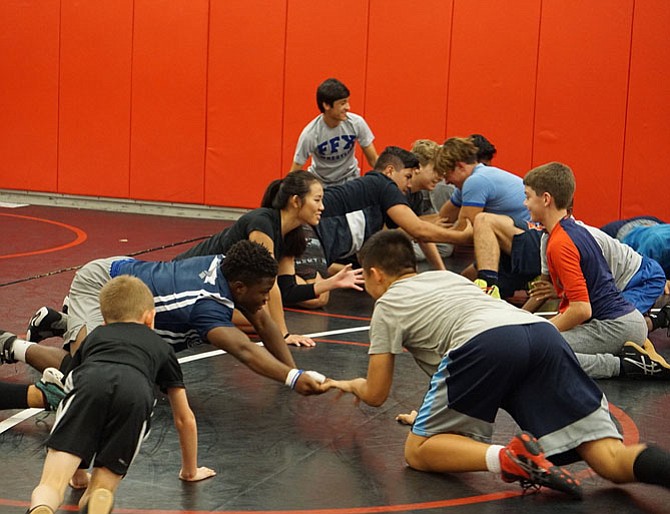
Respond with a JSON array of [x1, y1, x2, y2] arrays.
[[404, 433, 430, 471], [473, 212, 494, 230]]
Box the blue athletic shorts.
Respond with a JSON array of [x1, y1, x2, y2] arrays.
[[412, 322, 621, 464]]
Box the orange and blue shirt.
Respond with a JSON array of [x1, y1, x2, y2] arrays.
[[547, 217, 635, 320]]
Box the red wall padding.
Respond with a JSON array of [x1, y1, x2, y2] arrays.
[[447, 0, 541, 176], [0, 0, 668, 223], [207, 0, 287, 209], [621, 0, 670, 221], [533, 0, 634, 226], [130, 0, 209, 204], [366, 0, 452, 153], [58, 0, 133, 198], [0, 1, 60, 192]]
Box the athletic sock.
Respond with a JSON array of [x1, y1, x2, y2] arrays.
[[485, 444, 505, 473], [12, 338, 36, 363], [0, 382, 30, 409], [477, 269, 499, 287], [633, 445, 670, 488]]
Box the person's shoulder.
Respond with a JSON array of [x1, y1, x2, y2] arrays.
[[302, 113, 326, 131], [344, 112, 366, 123]]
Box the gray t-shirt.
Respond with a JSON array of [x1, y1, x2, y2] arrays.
[[293, 112, 374, 186], [369, 271, 548, 376], [540, 220, 641, 291]]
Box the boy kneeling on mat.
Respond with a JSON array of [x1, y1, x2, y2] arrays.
[[326, 229, 670, 499], [28, 275, 215, 514]]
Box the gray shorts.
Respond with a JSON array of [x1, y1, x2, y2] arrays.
[[561, 309, 647, 379], [63, 257, 127, 346]]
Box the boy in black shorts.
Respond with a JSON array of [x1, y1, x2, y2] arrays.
[[27, 276, 215, 514]]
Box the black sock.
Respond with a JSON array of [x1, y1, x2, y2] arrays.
[[633, 445, 670, 488], [477, 269, 499, 286], [0, 382, 30, 409]]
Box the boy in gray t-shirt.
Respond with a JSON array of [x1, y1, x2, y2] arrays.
[[326, 229, 670, 499], [290, 78, 377, 186]]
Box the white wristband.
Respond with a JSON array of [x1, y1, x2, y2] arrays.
[[285, 368, 303, 389]]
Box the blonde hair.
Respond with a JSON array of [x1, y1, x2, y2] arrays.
[[410, 139, 439, 167], [99, 275, 155, 323], [434, 137, 478, 176]]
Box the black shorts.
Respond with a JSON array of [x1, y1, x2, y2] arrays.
[[48, 363, 155, 476], [294, 226, 329, 280], [498, 226, 542, 298]]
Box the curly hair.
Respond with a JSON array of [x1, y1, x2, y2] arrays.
[[411, 139, 439, 167], [434, 137, 478, 176], [221, 240, 278, 284]]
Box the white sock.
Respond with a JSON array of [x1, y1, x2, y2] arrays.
[[12, 339, 35, 363], [485, 444, 505, 473]]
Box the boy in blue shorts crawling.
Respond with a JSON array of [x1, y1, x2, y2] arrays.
[[327, 229, 670, 499], [27, 276, 215, 514]]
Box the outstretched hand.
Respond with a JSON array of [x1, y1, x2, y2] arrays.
[[330, 264, 364, 291], [293, 372, 333, 395], [179, 466, 217, 482], [395, 409, 418, 426], [285, 333, 316, 347]]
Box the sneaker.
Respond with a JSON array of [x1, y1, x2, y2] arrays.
[[26, 307, 66, 343], [0, 330, 17, 364], [620, 340, 670, 379], [81, 488, 114, 514], [35, 367, 66, 411], [500, 431, 583, 499], [474, 279, 501, 299], [648, 303, 670, 335]]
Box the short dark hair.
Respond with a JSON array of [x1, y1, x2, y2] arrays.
[[374, 147, 407, 172], [469, 134, 497, 163], [221, 240, 278, 285], [316, 78, 350, 112], [523, 162, 575, 210], [380, 146, 419, 169], [358, 230, 417, 276]]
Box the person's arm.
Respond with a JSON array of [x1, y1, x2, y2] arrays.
[[457, 205, 484, 228], [289, 161, 304, 172], [550, 301, 592, 332], [248, 231, 314, 347], [167, 387, 216, 482], [206, 323, 328, 395], [362, 143, 378, 169], [387, 204, 473, 245], [417, 241, 446, 270], [521, 275, 555, 312], [326, 353, 395, 407], [438, 199, 460, 222]]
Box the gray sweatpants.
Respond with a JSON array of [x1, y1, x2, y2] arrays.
[[561, 309, 647, 379], [63, 257, 127, 346]]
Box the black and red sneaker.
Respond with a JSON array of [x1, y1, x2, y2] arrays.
[[500, 431, 583, 499]]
